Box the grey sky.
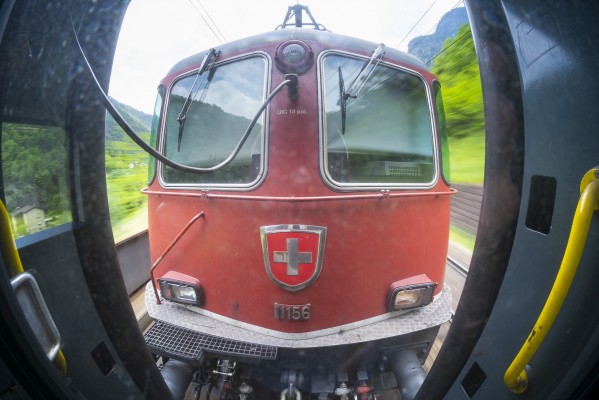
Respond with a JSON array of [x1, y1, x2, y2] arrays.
[[109, 0, 463, 113]]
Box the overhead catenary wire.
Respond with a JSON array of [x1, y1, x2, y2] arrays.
[[193, 0, 227, 43], [424, 28, 470, 65], [396, 0, 440, 49], [408, 0, 464, 53], [187, 0, 226, 44]]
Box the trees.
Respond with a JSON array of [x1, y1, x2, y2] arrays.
[[431, 23, 485, 184], [2, 100, 151, 240], [2, 124, 70, 229], [431, 24, 484, 139]]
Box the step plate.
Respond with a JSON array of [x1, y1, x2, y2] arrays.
[[145, 281, 452, 348], [144, 320, 278, 361]]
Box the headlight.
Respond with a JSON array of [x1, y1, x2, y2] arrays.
[[387, 275, 437, 311], [158, 271, 204, 306], [275, 40, 314, 74]]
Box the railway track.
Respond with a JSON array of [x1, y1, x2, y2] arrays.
[[447, 255, 468, 277], [424, 254, 469, 371]]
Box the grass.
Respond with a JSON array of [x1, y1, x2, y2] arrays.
[[112, 204, 148, 243], [447, 132, 483, 254], [447, 132, 484, 254], [448, 132, 485, 185], [106, 133, 150, 240], [449, 225, 476, 253]]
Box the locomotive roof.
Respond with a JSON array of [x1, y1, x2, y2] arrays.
[[166, 28, 428, 77]]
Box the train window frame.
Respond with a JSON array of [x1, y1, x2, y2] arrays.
[[157, 51, 272, 191], [317, 50, 440, 191], [147, 85, 165, 185], [433, 80, 451, 185]]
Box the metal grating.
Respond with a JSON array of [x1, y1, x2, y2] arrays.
[[385, 162, 421, 177], [144, 321, 278, 360]]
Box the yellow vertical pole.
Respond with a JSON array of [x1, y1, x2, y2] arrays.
[[504, 168, 599, 393]]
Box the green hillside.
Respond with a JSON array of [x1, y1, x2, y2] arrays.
[[2, 123, 71, 237], [105, 99, 152, 242], [105, 97, 152, 141], [2, 99, 153, 241]]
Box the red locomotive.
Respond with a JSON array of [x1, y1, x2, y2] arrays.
[[143, 5, 453, 399]]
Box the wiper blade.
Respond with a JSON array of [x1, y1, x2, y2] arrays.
[[337, 67, 347, 134], [337, 43, 385, 135], [177, 48, 220, 151], [345, 43, 385, 99]]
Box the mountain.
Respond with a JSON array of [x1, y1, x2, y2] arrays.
[[408, 7, 469, 66], [105, 97, 152, 141]]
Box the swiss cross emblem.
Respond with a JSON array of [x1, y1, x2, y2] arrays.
[[260, 225, 327, 292]]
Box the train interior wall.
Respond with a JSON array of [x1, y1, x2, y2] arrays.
[[440, 1, 599, 399]]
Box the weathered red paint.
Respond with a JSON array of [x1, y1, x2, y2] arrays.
[[146, 34, 452, 334]]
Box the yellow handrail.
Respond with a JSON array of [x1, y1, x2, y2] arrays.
[[0, 201, 25, 277], [504, 168, 599, 393]]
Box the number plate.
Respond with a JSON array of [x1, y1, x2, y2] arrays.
[[274, 303, 311, 321]]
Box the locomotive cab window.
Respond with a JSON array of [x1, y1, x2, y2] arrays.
[[321, 53, 436, 188], [161, 54, 268, 187]]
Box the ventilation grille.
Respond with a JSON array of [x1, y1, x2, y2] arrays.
[[144, 321, 278, 360], [385, 162, 421, 177]]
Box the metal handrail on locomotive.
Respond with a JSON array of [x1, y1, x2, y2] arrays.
[[142, 5, 453, 399]]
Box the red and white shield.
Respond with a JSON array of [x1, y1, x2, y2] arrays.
[[260, 225, 327, 292]]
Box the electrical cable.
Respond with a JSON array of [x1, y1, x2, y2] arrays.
[[408, 0, 464, 53], [70, 14, 292, 174], [396, 0, 439, 49], [187, 0, 225, 44], [193, 0, 227, 43], [424, 28, 470, 65]]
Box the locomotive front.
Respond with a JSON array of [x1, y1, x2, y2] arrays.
[[143, 19, 453, 399]]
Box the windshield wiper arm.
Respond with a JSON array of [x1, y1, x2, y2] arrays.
[[177, 48, 220, 151], [337, 43, 385, 135], [345, 43, 385, 100]]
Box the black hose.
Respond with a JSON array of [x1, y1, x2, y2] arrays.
[[71, 17, 291, 174]]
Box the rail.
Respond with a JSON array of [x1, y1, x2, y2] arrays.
[[450, 184, 483, 236]]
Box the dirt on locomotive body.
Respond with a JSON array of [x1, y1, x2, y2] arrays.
[[142, 5, 453, 399]]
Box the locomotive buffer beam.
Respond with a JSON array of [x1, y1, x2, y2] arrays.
[[144, 320, 278, 362]]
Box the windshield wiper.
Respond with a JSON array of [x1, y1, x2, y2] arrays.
[[345, 43, 385, 99], [337, 43, 385, 135], [177, 48, 220, 151], [337, 67, 347, 134]]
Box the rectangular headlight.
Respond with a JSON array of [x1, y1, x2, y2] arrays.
[[387, 274, 437, 311], [158, 271, 204, 306]]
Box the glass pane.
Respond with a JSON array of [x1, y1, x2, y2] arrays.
[[148, 86, 164, 184], [434, 81, 450, 183], [322, 54, 435, 185], [2, 123, 71, 238], [163, 56, 267, 185]]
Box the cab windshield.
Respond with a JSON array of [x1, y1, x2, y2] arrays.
[[322, 53, 436, 187], [161, 55, 267, 186]]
